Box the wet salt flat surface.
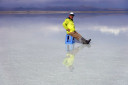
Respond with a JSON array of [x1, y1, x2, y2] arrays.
[[0, 14, 128, 85]]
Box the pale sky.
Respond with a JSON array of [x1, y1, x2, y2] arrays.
[[0, 0, 128, 9]]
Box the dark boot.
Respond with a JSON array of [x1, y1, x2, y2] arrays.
[[86, 39, 91, 44], [79, 37, 91, 44]]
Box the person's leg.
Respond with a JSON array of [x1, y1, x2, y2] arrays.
[[75, 31, 91, 44], [68, 31, 81, 40], [80, 37, 91, 44], [68, 31, 91, 44]]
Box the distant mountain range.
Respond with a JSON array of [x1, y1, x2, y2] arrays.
[[0, 6, 128, 11]]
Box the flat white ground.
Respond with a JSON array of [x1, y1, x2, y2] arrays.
[[0, 14, 128, 85]]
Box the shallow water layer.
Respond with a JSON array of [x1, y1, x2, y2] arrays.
[[0, 13, 128, 85]]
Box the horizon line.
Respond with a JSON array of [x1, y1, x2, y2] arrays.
[[0, 11, 128, 14]]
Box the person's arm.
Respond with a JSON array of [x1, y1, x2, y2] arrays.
[[62, 19, 70, 32]]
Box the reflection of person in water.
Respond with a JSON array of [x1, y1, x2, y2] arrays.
[[63, 44, 91, 71], [63, 52, 75, 71]]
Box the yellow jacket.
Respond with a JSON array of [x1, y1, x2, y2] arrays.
[[62, 18, 75, 34]]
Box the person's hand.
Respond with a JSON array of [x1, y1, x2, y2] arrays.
[[66, 29, 70, 32]]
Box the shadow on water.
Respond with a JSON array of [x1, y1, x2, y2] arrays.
[[63, 44, 91, 72]]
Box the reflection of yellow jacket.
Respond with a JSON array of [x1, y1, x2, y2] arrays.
[[62, 18, 75, 34], [63, 53, 74, 67]]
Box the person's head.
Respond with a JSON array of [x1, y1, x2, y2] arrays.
[[69, 12, 74, 19]]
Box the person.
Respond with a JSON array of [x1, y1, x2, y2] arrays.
[[62, 12, 91, 44]]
